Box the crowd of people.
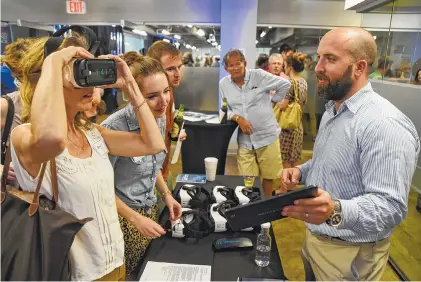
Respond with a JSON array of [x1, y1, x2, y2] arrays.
[[0, 26, 420, 281]]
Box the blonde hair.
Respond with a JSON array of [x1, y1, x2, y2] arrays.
[[1, 38, 36, 81], [120, 52, 168, 86], [20, 35, 91, 130], [269, 53, 283, 63]]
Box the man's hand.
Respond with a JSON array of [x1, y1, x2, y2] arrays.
[[131, 214, 166, 239], [281, 188, 334, 224], [237, 117, 253, 135], [163, 195, 182, 221], [281, 168, 301, 191]]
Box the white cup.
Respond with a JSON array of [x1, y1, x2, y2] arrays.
[[204, 157, 218, 181]]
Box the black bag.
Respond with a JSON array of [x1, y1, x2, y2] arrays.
[[1, 95, 14, 165], [1, 153, 92, 280]]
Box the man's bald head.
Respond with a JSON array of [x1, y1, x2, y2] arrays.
[[324, 27, 377, 67]]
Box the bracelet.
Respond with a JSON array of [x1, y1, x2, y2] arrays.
[[161, 190, 172, 197], [132, 100, 147, 112], [233, 115, 241, 122]]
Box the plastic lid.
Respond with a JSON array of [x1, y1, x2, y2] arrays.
[[261, 222, 271, 229]]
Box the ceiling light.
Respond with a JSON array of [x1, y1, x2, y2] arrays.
[[163, 38, 171, 43], [207, 39, 212, 43], [209, 33, 213, 36], [196, 29, 205, 37], [112, 25, 116, 27], [373, 35, 377, 40], [174, 34, 181, 40], [174, 42, 180, 48], [133, 29, 147, 36], [162, 29, 170, 35], [268, 26, 272, 29], [260, 31, 266, 38], [192, 46, 197, 50], [187, 24, 193, 28], [186, 44, 191, 49], [255, 40, 259, 44], [212, 42, 218, 46]]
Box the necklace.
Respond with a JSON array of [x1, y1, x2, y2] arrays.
[[67, 132, 85, 151]]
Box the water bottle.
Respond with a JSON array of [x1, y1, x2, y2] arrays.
[[255, 222, 271, 267]]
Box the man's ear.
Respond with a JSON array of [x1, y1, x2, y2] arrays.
[[355, 60, 368, 77]]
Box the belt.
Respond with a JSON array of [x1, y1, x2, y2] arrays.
[[313, 233, 380, 244]]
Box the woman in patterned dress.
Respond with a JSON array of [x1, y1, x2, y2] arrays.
[[277, 53, 308, 168]]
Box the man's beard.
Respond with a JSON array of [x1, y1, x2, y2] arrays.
[[317, 65, 353, 101]]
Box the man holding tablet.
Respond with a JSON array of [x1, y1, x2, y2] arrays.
[[281, 27, 420, 281]]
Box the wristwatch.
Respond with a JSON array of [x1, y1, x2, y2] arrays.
[[233, 115, 241, 122], [326, 200, 342, 227]]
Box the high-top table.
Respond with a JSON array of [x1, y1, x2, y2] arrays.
[[181, 111, 238, 175], [135, 175, 287, 281]]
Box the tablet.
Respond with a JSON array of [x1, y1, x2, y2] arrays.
[[224, 185, 318, 231]]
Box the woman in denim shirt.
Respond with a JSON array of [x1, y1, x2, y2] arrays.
[[101, 54, 182, 275]]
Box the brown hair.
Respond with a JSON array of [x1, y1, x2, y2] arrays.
[[121, 51, 168, 86], [20, 35, 90, 129], [146, 41, 181, 63], [1, 38, 36, 81], [286, 52, 307, 73], [223, 49, 246, 66]]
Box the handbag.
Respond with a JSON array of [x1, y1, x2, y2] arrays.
[[274, 79, 302, 130], [1, 95, 14, 165], [1, 151, 92, 280]]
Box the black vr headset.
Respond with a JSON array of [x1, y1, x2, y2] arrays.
[[163, 208, 214, 239], [44, 25, 100, 58], [175, 184, 213, 210]]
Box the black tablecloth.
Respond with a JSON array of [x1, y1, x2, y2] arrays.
[[181, 111, 238, 175], [136, 175, 287, 281]]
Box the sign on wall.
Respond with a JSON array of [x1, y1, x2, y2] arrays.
[[66, 0, 86, 14]]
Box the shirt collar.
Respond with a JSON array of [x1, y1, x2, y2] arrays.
[[325, 82, 373, 115]]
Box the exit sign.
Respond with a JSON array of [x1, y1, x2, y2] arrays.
[[66, 0, 86, 14]]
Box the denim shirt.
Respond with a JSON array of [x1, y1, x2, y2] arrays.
[[101, 105, 167, 212]]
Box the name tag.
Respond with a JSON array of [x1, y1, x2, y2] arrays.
[[92, 139, 109, 156]]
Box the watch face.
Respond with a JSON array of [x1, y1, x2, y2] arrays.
[[331, 213, 342, 226]]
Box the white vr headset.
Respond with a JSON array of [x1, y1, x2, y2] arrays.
[[210, 201, 253, 232]]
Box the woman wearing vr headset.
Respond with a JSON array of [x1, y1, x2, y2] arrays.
[[101, 52, 183, 275], [9, 33, 166, 280]]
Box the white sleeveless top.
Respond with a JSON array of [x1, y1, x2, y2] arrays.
[[11, 125, 124, 281]]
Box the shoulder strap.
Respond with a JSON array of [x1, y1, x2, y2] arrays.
[[291, 79, 300, 104], [1, 96, 15, 165]]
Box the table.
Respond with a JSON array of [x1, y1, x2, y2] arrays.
[[181, 111, 238, 175], [136, 175, 287, 281]]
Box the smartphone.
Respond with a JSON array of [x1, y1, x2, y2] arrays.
[[64, 59, 117, 88]]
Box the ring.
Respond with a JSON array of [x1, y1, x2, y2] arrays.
[[305, 213, 309, 218]]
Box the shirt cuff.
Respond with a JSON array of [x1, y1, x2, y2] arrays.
[[296, 165, 307, 184], [337, 199, 359, 230]]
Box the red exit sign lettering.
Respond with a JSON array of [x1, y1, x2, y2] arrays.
[[66, 0, 86, 14]]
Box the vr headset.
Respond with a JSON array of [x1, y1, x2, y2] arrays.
[[163, 208, 214, 239], [44, 25, 117, 88], [212, 186, 236, 203], [234, 186, 260, 204], [209, 200, 253, 232], [175, 184, 213, 210]]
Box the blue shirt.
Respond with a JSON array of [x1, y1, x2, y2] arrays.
[[219, 69, 291, 150], [298, 82, 420, 243], [101, 105, 167, 211]]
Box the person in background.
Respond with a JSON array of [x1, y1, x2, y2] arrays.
[[369, 57, 392, 80], [268, 53, 289, 79], [255, 53, 269, 70], [413, 68, 421, 85], [277, 53, 308, 169], [147, 41, 185, 199], [211, 56, 220, 67], [281, 27, 420, 281], [220, 49, 291, 198], [301, 55, 318, 141], [101, 54, 182, 275], [280, 43, 295, 60], [1, 38, 36, 183], [11, 35, 166, 281], [183, 52, 194, 67]]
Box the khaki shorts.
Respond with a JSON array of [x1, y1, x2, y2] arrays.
[[237, 139, 282, 180]]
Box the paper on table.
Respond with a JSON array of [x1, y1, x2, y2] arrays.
[[139, 261, 211, 281], [205, 117, 221, 124]]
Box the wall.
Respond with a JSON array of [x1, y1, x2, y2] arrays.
[[371, 80, 421, 192]]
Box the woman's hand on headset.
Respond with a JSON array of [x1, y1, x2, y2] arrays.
[[47, 46, 94, 68], [97, 55, 136, 90], [132, 214, 166, 239], [163, 195, 182, 221]]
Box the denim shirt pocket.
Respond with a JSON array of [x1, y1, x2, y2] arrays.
[[129, 155, 155, 199]]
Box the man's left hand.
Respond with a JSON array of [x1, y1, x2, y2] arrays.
[[281, 188, 334, 224], [163, 195, 182, 221]]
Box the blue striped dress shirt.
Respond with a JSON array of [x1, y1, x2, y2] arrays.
[[298, 82, 420, 243], [219, 69, 291, 150]]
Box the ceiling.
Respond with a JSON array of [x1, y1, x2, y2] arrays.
[[147, 24, 220, 49], [369, 0, 421, 13]]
